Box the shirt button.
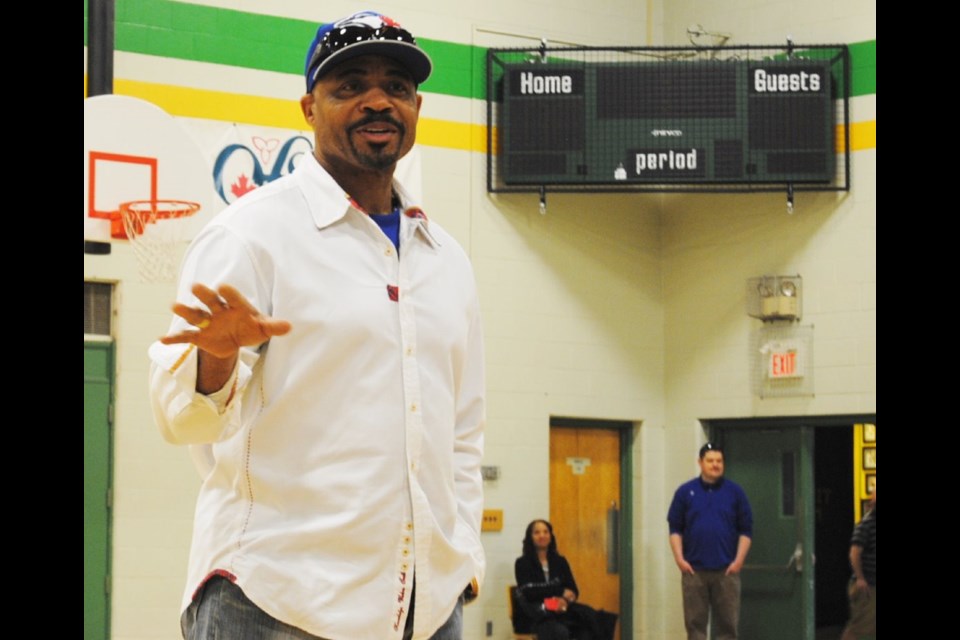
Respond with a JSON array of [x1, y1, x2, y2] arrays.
[[405, 347, 414, 357], [410, 403, 418, 413], [385, 247, 393, 257]]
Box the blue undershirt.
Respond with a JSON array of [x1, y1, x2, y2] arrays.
[[370, 206, 401, 252]]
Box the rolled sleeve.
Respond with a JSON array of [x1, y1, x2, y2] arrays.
[[147, 222, 266, 446], [149, 340, 253, 444]]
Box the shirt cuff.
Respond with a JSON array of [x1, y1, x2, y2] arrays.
[[203, 360, 241, 413], [149, 341, 248, 444]]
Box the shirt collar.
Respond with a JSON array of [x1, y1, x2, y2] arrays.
[[698, 476, 725, 490], [296, 154, 440, 248]]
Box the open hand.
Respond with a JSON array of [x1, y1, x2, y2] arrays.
[[161, 283, 291, 358]]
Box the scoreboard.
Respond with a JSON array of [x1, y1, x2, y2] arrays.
[[498, 58, 835, 187]]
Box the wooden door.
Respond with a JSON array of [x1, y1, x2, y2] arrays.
[[550, 426, 621, 639]]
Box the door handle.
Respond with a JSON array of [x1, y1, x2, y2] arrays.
[[744, 542, 804, 573], [785, 542, 803, 573], [606, 501, 619, 574]]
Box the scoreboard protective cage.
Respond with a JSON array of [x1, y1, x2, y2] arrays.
[[486, 44, 850, 194]]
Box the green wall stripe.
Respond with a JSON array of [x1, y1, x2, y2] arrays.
[[115, 0, 314, 78], [848, 40, 876, 97], [86, 0, 875, 101], [420, 40, 477, 99]]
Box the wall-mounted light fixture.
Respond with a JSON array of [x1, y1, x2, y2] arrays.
[[747, 275, 813, 397], [747, 275, 802, 321]]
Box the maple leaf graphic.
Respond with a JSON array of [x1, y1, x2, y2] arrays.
[[231, 173, 257, 198]]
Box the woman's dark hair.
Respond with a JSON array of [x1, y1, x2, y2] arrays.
[[522, 519, 558, 560]]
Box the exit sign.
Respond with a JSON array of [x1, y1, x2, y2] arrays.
[[752, 326, 814, 398], [768, 346, 804, 379]]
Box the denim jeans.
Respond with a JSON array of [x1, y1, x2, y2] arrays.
[[182, 576, 463, 640], [404, 585, 463, 640]]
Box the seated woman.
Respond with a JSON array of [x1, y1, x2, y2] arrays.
[[513, 519, 601, 640]]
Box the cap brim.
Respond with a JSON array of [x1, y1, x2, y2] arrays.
[[311, 40, 433, 88]]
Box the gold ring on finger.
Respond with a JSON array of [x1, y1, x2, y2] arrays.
[[196, 318, 211, 329]]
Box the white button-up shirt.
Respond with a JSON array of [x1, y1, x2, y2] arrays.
[[149, 155, 485, 640]]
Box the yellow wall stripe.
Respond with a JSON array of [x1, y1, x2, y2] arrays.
[[416, 118, 488, 154], [98, 78, 875, 155], [835, 120, 876, 153], [847, 120, 876, 152], [114, 79, 306, 130], [111, 78, 490, 153]]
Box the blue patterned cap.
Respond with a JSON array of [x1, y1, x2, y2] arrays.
[[305, 11, 432, 92]]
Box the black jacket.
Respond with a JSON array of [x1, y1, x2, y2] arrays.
[[512, 554, 580, 633], [514, 553, 579, 598]]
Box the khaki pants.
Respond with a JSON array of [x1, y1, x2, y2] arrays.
[[842, 580, 876, 638], [681, 571, 740, 640]]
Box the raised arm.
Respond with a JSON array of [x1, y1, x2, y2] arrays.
[[161, 283, 290, 393], [149, 225, 290, 446]]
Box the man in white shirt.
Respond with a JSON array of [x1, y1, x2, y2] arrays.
[[149, 11, 485, 640]]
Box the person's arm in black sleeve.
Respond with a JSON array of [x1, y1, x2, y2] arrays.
[[514, 557, 549, 629], [555, 555, 579, 603]]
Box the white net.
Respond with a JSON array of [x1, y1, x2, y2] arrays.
[[117, 200, 200, 283]]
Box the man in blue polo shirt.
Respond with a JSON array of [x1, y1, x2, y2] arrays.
[[667, 443, 753, 640]]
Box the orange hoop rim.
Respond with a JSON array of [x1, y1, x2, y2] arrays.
[[113, 199, 201, 220], [108, 199, 201, 240]]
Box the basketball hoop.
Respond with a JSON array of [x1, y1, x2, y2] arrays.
[[113, 200, 201, 283]]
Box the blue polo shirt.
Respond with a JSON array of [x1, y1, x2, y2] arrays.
[[667, 476, 753, 571]]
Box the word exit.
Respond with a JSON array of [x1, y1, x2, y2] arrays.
[[768, 350, 801, 379]]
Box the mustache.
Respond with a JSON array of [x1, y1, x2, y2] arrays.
[[349, 114, 406, 135]]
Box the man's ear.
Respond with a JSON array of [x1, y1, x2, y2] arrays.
[[416, 93, 423, 114], [300, 93, 316, 126]]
